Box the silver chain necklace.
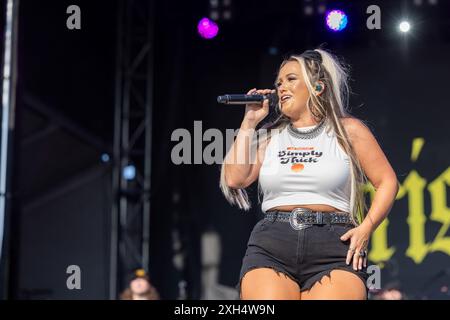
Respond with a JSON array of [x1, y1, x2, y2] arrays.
[[287, 119, 326, 139]]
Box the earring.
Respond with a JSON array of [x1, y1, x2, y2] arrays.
[[315, 84, 323, 92]]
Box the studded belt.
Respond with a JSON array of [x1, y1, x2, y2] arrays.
[[264, 208, 353, 229]]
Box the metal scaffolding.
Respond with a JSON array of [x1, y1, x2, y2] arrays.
[[0, 0, 19, 299], [110, 0, 155, 299]]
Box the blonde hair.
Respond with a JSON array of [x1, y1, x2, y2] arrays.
[[219, 49, 368, 225]]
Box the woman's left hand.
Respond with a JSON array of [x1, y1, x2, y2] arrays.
[[340, 224, 372, 271]]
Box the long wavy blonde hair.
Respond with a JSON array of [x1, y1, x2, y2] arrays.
[[219, 49, 368, 225]]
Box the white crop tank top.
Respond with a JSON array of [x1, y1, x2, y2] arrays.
[[259, 119, 352, 213]]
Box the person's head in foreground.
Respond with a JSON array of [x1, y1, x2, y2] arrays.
[[120, 268, 160, 300]]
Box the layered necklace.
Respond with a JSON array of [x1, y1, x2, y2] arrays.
[[287, 118, 327, 140]]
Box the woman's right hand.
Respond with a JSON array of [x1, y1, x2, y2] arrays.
[[243, 88, 275, 127]]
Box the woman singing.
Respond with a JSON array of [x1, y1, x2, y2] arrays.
[[220, 49, 399, 300]]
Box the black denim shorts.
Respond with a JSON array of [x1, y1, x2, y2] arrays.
[[236, 214, 369, 297]]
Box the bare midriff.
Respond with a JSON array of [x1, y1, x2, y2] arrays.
[[268, 204, 341, 213]]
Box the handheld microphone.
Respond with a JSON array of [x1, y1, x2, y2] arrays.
[[217, 93, 278, 106]]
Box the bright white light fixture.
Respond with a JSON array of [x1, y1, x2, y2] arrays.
[[399, 21, 411, 33]]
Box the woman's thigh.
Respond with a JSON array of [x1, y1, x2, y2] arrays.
[[240, 267, 301, 300], [301, 270, 367, 300]]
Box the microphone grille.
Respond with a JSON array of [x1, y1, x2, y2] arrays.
[[217, 95, 228, 104]]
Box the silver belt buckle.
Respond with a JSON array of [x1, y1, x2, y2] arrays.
[[289, 208, 311, 231], [316, 212, 324, 224]]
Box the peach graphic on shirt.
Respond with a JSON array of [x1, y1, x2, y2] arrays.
[[291, 163, 304, 172]]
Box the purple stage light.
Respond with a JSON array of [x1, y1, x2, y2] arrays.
[[326, 10, 348, 32], [197, 18, 219, 39]]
